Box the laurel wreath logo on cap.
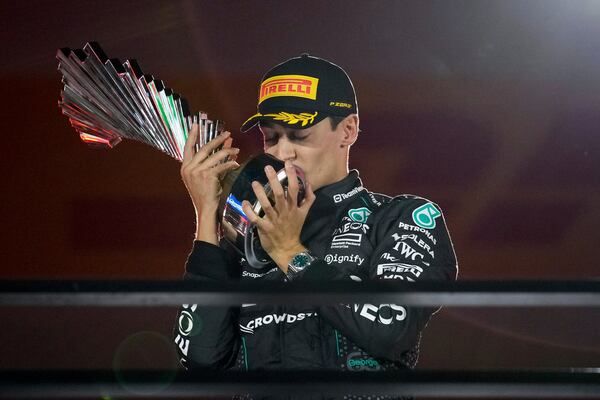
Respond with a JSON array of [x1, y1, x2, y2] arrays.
[[264, 111, 317, 126], [244, 111, 318, 128]]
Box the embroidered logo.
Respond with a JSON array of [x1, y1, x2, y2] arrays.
[[412, 202, 441, 229], [259, 74, 319, 103], [348, 207, 371, 223]]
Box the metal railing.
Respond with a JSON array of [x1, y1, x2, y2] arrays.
[[1, 280, 599, 398], [1, 280, 599, 306], [1, 370, 600, 398]]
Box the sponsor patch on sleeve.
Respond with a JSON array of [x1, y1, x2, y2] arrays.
[[348, 207, 371, 223], [412, 202, 441, 229]]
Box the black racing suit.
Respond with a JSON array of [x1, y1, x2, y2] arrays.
[[173, 170, 458, 399]]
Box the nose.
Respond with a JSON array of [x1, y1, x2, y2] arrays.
[[270, 137, 296, 162]]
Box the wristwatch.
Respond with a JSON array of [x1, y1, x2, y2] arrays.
[[286, 251, 316, 281]]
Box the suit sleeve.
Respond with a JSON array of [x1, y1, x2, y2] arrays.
[[173, 240, 241, 369], [298, 198, 458, 361]]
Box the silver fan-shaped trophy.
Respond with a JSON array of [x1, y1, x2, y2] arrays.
[[57, 42, 305, 268]]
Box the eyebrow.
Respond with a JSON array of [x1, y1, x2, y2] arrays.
[[260, 123, 300, 135]]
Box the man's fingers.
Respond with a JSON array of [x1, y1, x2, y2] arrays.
[[300, 181, 316, 210], [202, 147, 240, 169], [205, 131, 232, 152], [221, 219, 238, 242], [182, 122, 199, 165], [242, 200, 273, 232], [285, 160, 299, 206], [220, 137, 234, 164], [252, 181, 278, 220], [215, 160, 240, 179], [191, 131, 232, 164], [265, 165, 286, 209]]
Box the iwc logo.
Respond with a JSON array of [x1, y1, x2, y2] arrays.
[[347, 207, 371, 223], [412, 202, 441, 229]]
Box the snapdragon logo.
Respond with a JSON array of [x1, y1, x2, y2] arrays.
[[239, 311, 317, 334], [333, 186, 364, 203], [346, 352, 381, 371], [242, 268, 278, 279], [242, 271, 263, 279]]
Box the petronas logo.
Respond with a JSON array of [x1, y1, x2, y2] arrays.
[[412, 203, 441, 229], [348, 207, 371, 223]]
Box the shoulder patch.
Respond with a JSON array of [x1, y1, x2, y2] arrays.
[[412, 202, 441, 229], [348, 207, 371, 223]]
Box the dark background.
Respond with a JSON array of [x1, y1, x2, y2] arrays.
[[0, 0, 598, 378]]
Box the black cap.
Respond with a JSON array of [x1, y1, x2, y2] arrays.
[[241, 54, 358, 132]]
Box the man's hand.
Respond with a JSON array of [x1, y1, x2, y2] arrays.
[[180, 123, 240, 244], [242, 160, 316, 272]]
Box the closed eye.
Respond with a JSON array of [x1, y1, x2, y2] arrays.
[[261, 129, 310, 148], [290, 131, 310, 141], [264, 136, 278, 146]]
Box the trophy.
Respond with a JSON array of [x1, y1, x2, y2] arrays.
[[57, 42, 305, 268], [219, 154, 306, 268]]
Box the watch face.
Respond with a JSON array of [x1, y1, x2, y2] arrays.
[[292, 253, 310, 268]]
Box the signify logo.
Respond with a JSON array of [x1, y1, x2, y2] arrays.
[[325, 253, 365, 266]]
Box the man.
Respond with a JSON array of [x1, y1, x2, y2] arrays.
[[174, 54, 458, 397]]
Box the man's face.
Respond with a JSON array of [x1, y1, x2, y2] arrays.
[[258, 118, 345, 191]]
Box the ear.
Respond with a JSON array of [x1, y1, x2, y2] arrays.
[[339, 114, 359, 147]]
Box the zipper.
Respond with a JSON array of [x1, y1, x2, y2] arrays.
[[333, 329, 341, 357]]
